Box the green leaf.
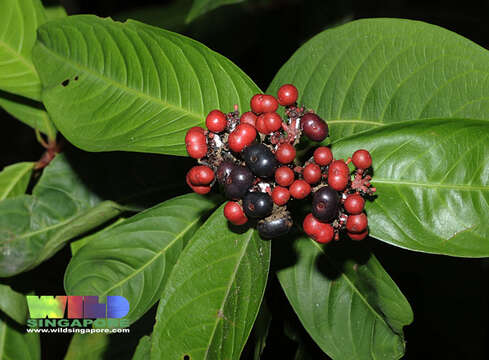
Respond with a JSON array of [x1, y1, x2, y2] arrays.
[[132, 335, 151, 360], [332, 119, 489, 257], [0, 162, 33, 201], [0, 0, 47, 100], [0, 317, 40, 360], [70, 218, 126, 256], [151, 207, 271, 359], [277, 236, 413, 360], [0, 284, 28, 324], [33, 15, 260, 156], [0, 95, 56, 138], [0, 154, 125, 277], [44, 6, 67, 20], [186, 0, 244, 23], [64, 193, 220, 324], [267, 18, 489, 143], [64, 333, 109, 360]]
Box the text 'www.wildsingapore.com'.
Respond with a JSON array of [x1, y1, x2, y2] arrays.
[[25, 295, 131, 334]]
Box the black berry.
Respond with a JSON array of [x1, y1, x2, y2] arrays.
[[216, 161, 235, 185], [242, 143, 278, 178], [257, 211, 293, 239], [312, 186, 339, 222], [224, 166, 253, 199], [243, 192, 273, 218]]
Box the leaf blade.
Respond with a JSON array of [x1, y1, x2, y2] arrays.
[[277, 236, 412, 360], [0, 154, 124, 277], [64, 193, 220, 324], [332, 119, 489, 256], [33, 15, 260, 155], [0, 162, 33, 201], [0, 284, 28, 325], [150, 207, 271, 360], [267, 18, 489, 143], [0, 0, 46, 100]]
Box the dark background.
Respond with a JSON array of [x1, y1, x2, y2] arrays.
[[2, 0, 489, 359]]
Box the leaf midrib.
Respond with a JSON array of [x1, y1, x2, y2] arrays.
[[310, 240, 399, 336], [204, 229, 254, 359], [36, 39, 203, 122], [91, 214, 204, 297], [373, 179, 489, 191], [0, 41, 39, 78]]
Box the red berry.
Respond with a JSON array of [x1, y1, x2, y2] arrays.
[[250, 94, 265, 114], [303, 163, 321, 184], [303, 214, 333, 243], [185, 127, 207, 159], [186, 173, 211, 194], [188, 165, 214, 186], [300, 113, 328, 142], [313, 146, 333, 166], [263, 112, 282, 132], [228, 124, 257, 152], [272, 186, 290, 206], [261, 95, 279, 113], [303, 213, 322, 236], [275, 166, 295, 187], [224, 201, 248, 225], [328, 174, 348, 191], [289, 180, 311, 199], [344, 194, 365, 215], [352, 149, 372, 169], [328, 160, 349, 191], [255, 114, 268, 134], [347, 230, 368, 241], [205, 110, 227, 133], [315, 223, 334, 243], [275, 143, 296, 164], [346, 213, 368, 233], [277, 84, 298, 106], [240, 111, 257, 127]]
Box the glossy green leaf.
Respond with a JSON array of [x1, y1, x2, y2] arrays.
[[0, 318, 40, 360], [132, 335, 151, 360], [65, 193, 220, 324], [151, 207, 271, 360], [0, 284, 28, 324], [33, 15, 260, 156], [332, 119, 489, 257], [44, 6, 67, 20], [278, 236, 413, 360], [0, 154, 125, 277], [64, 333, 109, 360], [70, 218, 126, 256], [186, 0, 244, 23], [267, 18, 489, 143], [0, 162, 33, 201], [0, 95, 56, 138], [0, 0, 46, 100]]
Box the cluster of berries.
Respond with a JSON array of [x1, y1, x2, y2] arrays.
[[184, 84, 376, 242]]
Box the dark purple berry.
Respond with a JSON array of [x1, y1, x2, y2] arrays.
[[312, 186, 339, 222], [216, 161, 235, 185], [257, 211, 293, 239], [224, 166, 253, 199], [300, 113, 328, 142], [242, 143, 278, 178], [243, 192, 273, 218]]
